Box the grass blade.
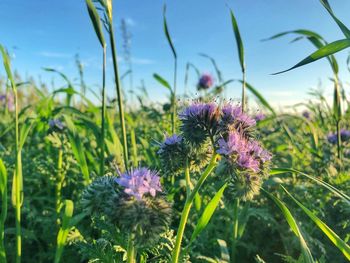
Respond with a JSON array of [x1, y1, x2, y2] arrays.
[[281, 185, 350, 260], [54, 200, 74, 263], [270, 168, 350, 204], [273, 39, 350, 74], [153, 73, 173, 93], [0, 159, 7, 261], [262, 189, 314, 263], [190, 183, 227, 243], [230, 9, 245, 73], [319, 0, 350, 38], [85, 0, 106, 47]]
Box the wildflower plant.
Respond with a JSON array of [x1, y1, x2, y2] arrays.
[[158, 100, 272, 262], [81, 167, 171, 262]]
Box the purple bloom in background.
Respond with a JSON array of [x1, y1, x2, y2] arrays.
[[340, 129, 350, 141], [327, 129, 350, 144], [302, 110, 311, 120], [327, 133, 338, 144], [222, 103, 256, 127], [197, 74, 214, 90], [157, 134, 182, 154], [254, 113, 266, 122], [0, 93, 14, 111], [49, 119, 65, 130], [116, 167, 162, 200]]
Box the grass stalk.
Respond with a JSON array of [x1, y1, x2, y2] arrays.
[[100, 46, 107, 176], [171, 154, 218, 263], [108, 22, 129, 172], [231, 198, 240, 262], [126, 236, 136, 263], [55, 147, 63, 223]]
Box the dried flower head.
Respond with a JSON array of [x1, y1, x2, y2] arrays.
[[197, 73, 214, 90]]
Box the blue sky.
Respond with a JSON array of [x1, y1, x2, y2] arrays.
[[1, 0, 350, 108]]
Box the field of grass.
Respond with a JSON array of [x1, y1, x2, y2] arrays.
[[0, 0, 349, 262]]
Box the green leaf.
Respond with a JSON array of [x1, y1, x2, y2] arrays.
[[85, 0, 106, 47], [153, 73, 172, 93], [262, 189, 314, 263], [163, 5, 177, 59], [190, 183, 227, 243], [273, 39, 350, 74], [55, 200, 74, 263], [270, 168, 350, 204], [0, 45, 16, 91], [230, 9, 245, 73], [199, 53, 223, 82], [0, 160, 7, 196], [243, 81, 276, 115], [319, 0, 350, 39], [281, 185, 350, 261]]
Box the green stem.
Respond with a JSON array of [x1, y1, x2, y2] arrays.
[[55, 147, 63, 223], [241, 69, 246, 113], [0, 163, 7, 261], [100, 46, 107, 176], [126, 236, 135, 263], [171, 58, 177, 134], [109, 22, 129, 172], [14, 88, 22, 263], [171, 154, 218, 263], [231, 198, 240, 263]]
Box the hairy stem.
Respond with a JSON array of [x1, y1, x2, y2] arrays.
[[171, 154, 218, 263], [231, 198, 240, 262]]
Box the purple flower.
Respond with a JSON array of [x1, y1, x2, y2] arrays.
[[164, 134, 182, 145], [222, 103, 256, 127], [197, 74, 214, 90], [302, 110, 311, 120], [340, 129, 350, 141], [49, 119, 65, 130], [217, 131, 246, 156], [237, 152, 260, 172], [116, 167, 162, 200], [327, 129, 350, 144], [254, 113, 266, 122], [0, 93, 14, 111], [247, 140, 271, 162]]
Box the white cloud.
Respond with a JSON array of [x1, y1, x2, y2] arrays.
[[38, 51, 71, 58]]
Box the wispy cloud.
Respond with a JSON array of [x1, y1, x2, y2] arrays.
[[38, 51, 71, 58], [125, 17, 136, 27]]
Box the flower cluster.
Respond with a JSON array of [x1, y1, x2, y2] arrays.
[[81, 167, 171, 248], [115, 167, 162, 200], [159, 101, 272, 201], [327, 129, 350, 144], [197, 73, 214, 90], [179, 102, 220, 146]]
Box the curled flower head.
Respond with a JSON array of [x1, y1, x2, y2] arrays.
[[116, 167, 162, 200], [158, 134, 187, 175], [197, 73, 214, 90], [220, 103, 256, 136], [217, 130, 272, 200], [179, 101, 220, 146]]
